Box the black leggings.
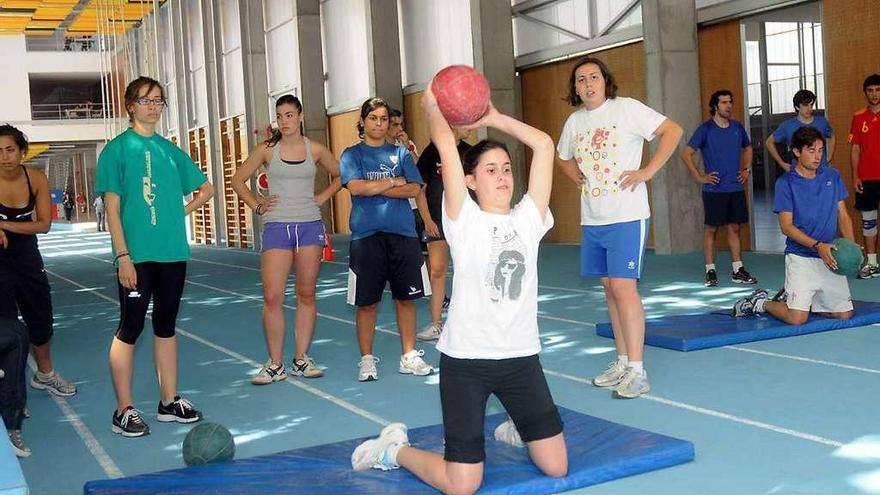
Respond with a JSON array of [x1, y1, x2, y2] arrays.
[[0, 318, 28, 430], [115, 261, 187, 345], [0, 242, 54, 347]]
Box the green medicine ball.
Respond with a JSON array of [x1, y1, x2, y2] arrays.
[[831, 238, 864, 277], [182, 422, 235, 466]]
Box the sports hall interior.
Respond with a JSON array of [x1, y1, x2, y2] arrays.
[[1, 0, 879, 494]]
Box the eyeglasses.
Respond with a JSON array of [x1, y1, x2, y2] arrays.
[[135, 97, 167, 106], [502, 261, 519, 269]]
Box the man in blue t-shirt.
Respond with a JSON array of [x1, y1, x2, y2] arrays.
[[766, 89, 835, 171], [683, 90, 756, 287], [340, 97, 433, 382], [733, 127, 855, 325]]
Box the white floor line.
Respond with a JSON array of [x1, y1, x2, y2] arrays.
[[26, 358, 124, 479], [724, 346, 880, 375], [44, 268, 392, 429], [541, 368, 844, 448]]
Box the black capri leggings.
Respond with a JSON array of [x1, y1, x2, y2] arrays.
[[115, 261, 187, 345]]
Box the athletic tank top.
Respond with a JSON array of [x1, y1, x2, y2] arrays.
[[0, 166, 38, 251], [263, 138, 322, 223]]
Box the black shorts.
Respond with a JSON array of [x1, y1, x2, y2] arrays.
[[413, 209, 429, 253], [0, 242, 54, 347], [855, 180, 880, 211], [439, 353, 563, 464], [347, 233, 429, 306], [115, 261, 187, 345], [703, 191, 749, 226]]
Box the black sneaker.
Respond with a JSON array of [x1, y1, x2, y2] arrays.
[[157, 396, 202, 424], [112, 406, 150, 437], [771, 287, 787, 302], [442, 296, 451, 309], [731, 267, 757, 284], [705, 269, 718, 287]]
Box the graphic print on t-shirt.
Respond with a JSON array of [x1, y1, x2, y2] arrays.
[[142, 150, 157, 225], [573, 125, 620, 199], [366, 155, 400, 180], [485, 222, 527, 303]]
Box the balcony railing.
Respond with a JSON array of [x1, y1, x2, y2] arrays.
[[31, 103, 107, 120], [25, 35, 107, 53]]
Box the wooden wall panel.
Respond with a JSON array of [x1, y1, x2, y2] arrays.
[[327, 110, 361, 234], [697, 20, 753, 251], [824, 0, 880, 246], [521, 41, 648, 244]]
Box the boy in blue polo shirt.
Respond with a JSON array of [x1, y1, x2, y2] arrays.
[[682, 89, 756, 287], [733, 126, 855, 325], [766, 89, 835, 172]]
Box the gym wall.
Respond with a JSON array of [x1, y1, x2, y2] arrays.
[[328, 109, 361, 234], [824, 0, 880, 246]]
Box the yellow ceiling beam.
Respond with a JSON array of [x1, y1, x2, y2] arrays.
[[23, 143, 50, 163]]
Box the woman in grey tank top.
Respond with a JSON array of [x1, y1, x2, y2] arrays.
[[232, 95, 341, 383]]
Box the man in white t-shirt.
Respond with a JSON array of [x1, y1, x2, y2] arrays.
[[557, 57, 683, 399]]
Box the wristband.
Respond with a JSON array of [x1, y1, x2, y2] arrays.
[[255, 203, 265, 215], [811, 240, 821, 250], [114, 252, 130, 261]]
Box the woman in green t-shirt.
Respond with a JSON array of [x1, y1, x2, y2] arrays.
[[96, 77, 214, 438]]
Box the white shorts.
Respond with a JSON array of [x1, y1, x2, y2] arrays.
[[784, 254, 853, 313]]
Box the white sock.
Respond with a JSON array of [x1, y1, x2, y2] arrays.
[[705, 263, 716, 272], [869, 253, 878, 265], [732, 261, 743, 272], [754, 298, 766, 313], [618, 355, 629, 365], [629, 361, 644, 374], [386, 442, 404, 465], [36, 370, 55, 381]]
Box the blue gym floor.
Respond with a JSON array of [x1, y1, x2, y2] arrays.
[[17, 230, 880, 495]]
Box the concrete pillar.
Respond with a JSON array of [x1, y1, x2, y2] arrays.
[[295, 0, 333, 229], [169, 0, 191, 148], [470, 0, 525, 201], [364, 0, 403, 110], [200, 0, 227, 245], [642, 0, 703, 254], [238, 0, 271, 248]]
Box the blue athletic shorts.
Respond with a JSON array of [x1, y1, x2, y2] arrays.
[[262, 220, 326, 252], [580, 219, 649, 279]]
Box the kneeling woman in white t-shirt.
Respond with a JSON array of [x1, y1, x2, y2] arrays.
[[350, 85, 568, 494]]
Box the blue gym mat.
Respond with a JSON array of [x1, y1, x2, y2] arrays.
[[596, 300, 880, 351], [83, 407, 694, 494]]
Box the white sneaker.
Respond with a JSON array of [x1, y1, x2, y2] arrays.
[[612, 368, 651, 399], [416, 321, 443, 341], [8, 430, 30, 458], [351, 422, 409, 471], [493, 418, 524, 448], [291, 354, 324, 378], [399, 349, 433, 376], [592, 360, 627, 388], [358, 355, 379, 382], [251, 361, 287, 385]]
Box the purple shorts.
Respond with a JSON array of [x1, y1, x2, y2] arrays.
[[262, 220, 327, 252]]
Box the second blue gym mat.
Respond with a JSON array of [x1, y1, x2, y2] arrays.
[[83, 407, 694, 495], [596, 300, 880, 351]]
